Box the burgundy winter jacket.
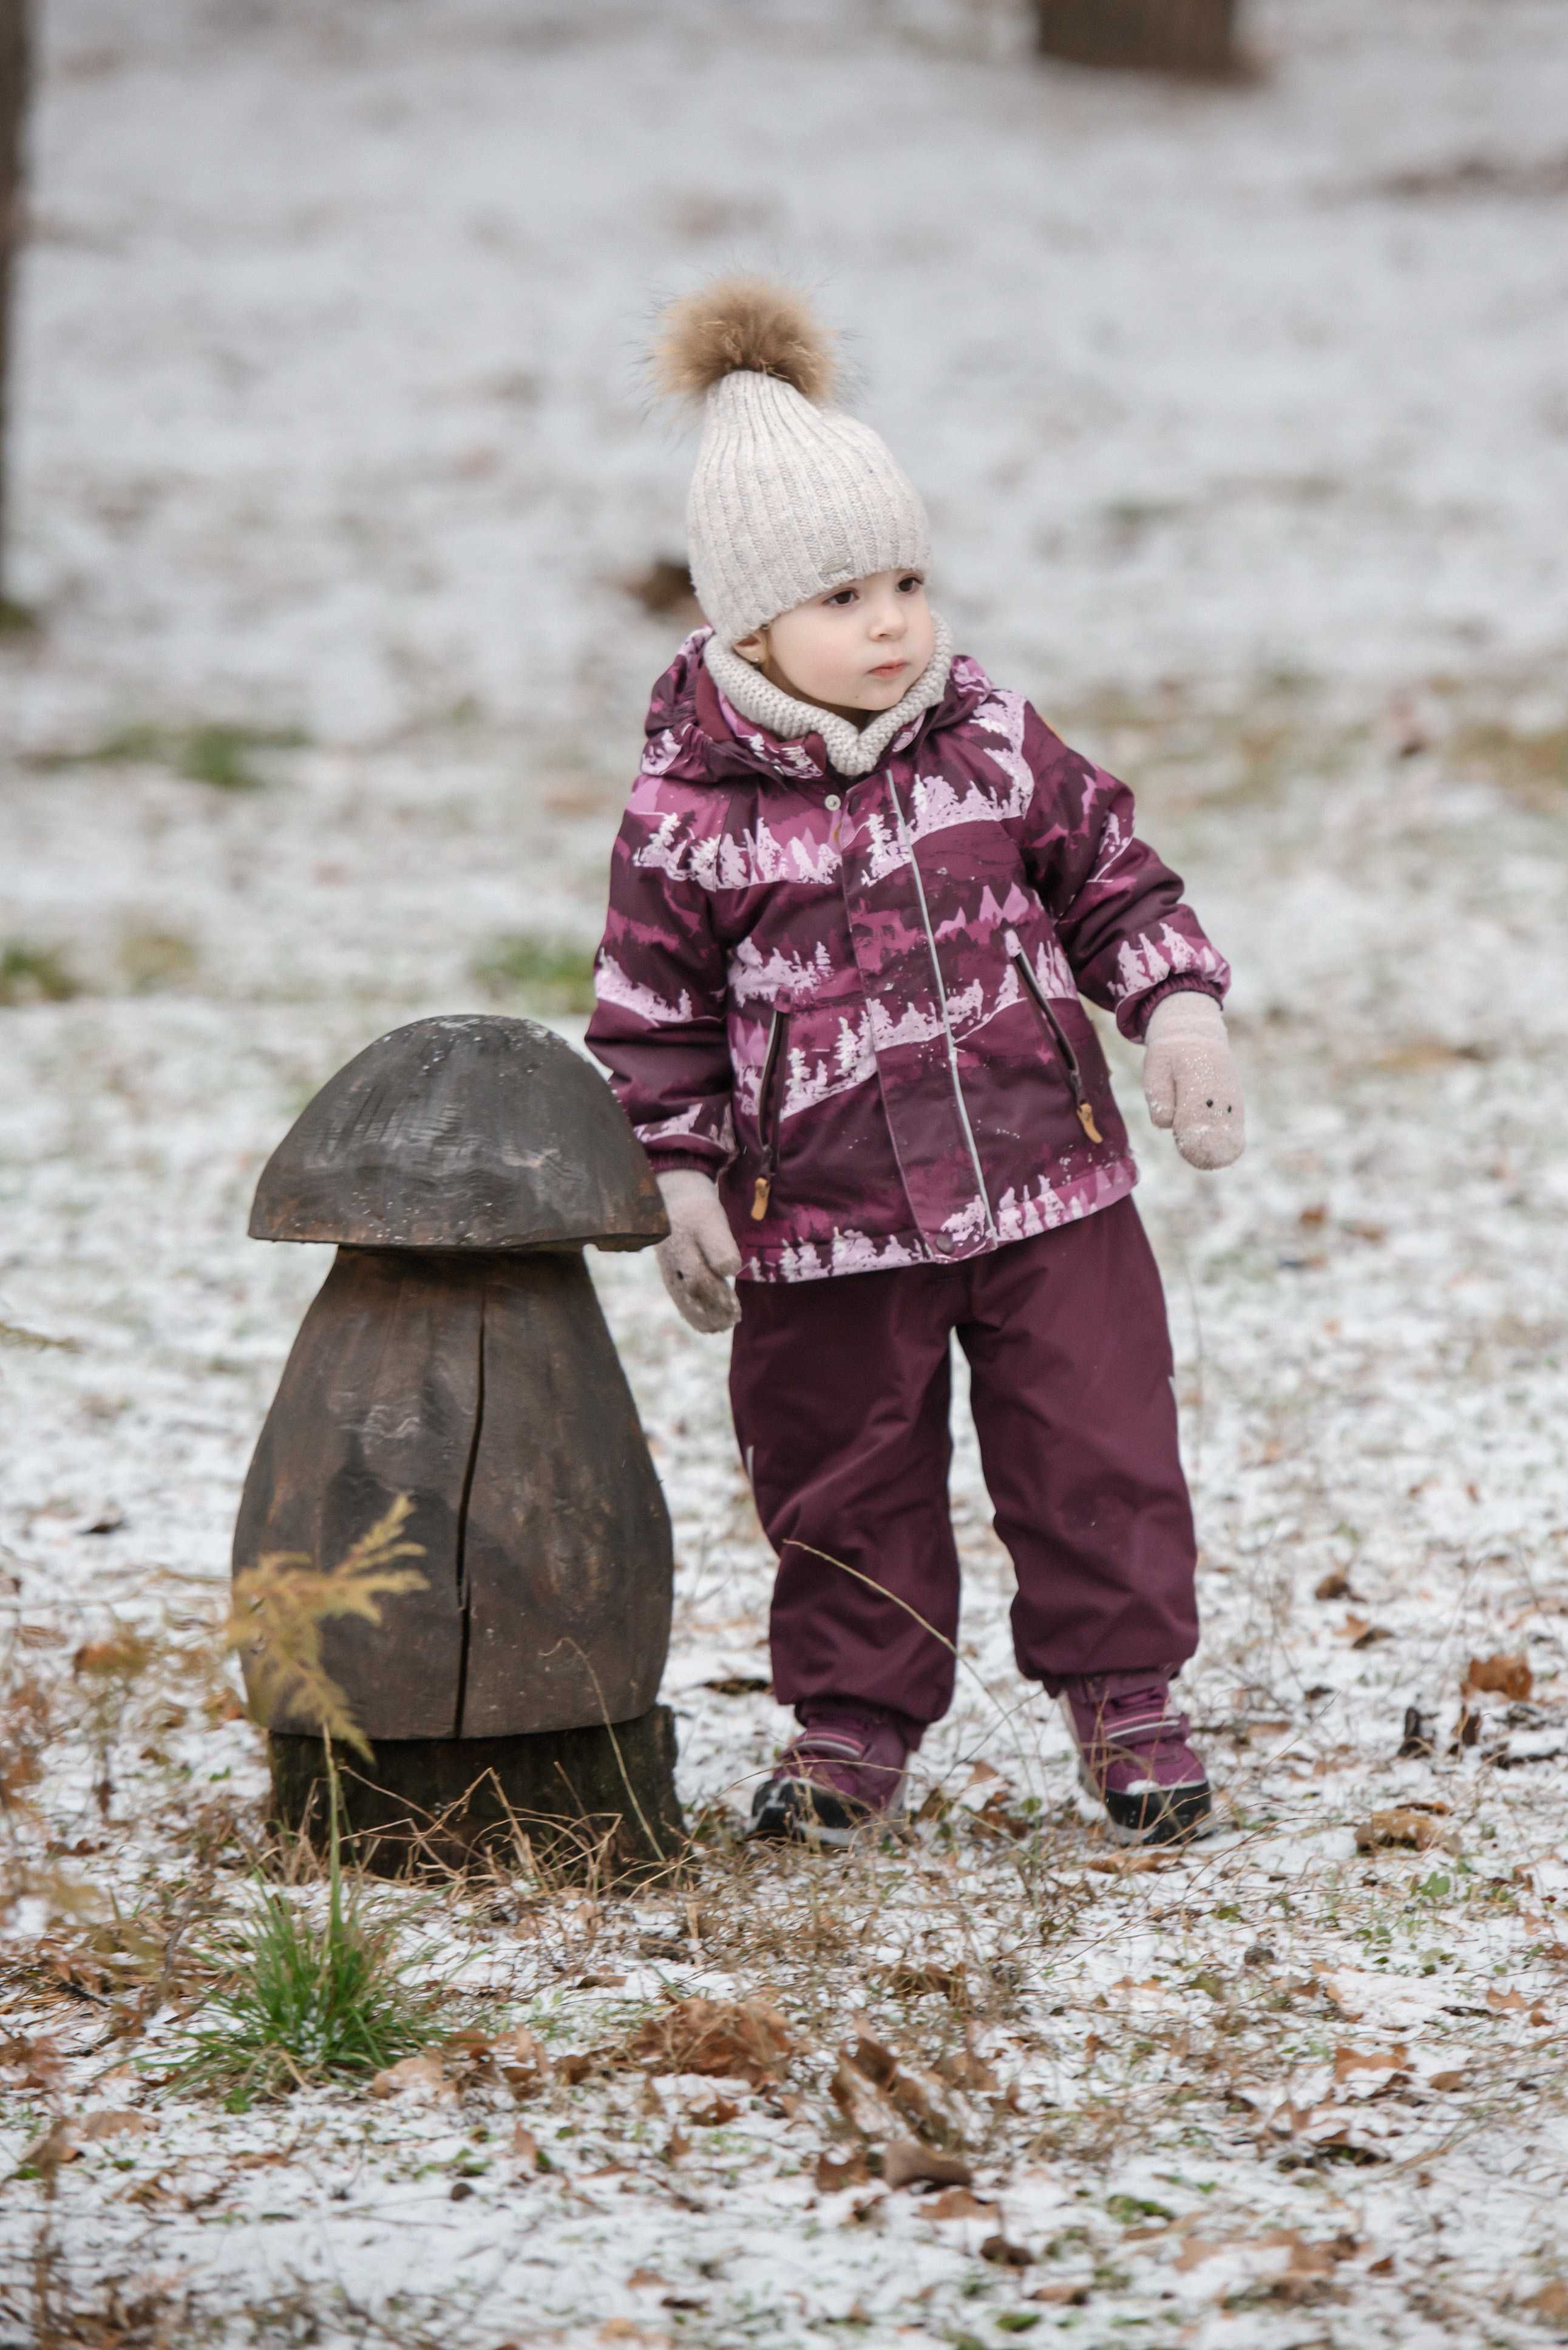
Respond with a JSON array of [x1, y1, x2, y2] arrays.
[[587, 633, 1229, 1283]]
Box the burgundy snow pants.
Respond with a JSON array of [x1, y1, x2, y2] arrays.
[[728, 1199, 1198, 1730]]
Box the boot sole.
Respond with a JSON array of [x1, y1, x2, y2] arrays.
[[1091, 1773, 1214, 1848], [748, 1776, 904, 1850]]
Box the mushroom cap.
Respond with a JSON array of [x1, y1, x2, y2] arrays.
[[249, 1016, 670, 1251]]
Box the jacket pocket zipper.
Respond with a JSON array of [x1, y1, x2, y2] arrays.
[[1011, 951, 1104, 1144], [751, 1007, 790, 1220]]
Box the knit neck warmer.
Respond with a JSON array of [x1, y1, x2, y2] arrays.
[[704, 613, 954, 780]]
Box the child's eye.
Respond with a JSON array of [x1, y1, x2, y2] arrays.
[[824, 588, 856, 607], [897, 574, 925, 594]]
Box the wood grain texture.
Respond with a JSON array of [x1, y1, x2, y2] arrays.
[[249, 1014, 668, 1253], [460, 1251, 673, 1736], [232, 1246, 673, 1742], [232, 1249, 474, 1739], [268, 1706, 684, 1878]]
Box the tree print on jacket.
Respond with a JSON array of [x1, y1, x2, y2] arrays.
[[588, 633, 1229, 1284]]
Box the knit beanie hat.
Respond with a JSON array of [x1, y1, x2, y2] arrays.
[[652, 278, 931, 648]]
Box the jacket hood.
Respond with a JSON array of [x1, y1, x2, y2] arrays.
[[640, 627, 994, 789]]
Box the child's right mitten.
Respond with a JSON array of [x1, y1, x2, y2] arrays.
[[654, 1170, 743, 1332], [1142, 993, 1246, 1170]]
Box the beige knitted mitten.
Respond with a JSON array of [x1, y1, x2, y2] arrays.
[[1142, 993, 1246, 1170], [656, 1170, 742, 1333]]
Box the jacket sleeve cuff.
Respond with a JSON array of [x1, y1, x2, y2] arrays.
[[1121, 975, 1226, 1043], [643, 1149, 722, 1181]]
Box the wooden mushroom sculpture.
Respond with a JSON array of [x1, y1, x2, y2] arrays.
[[233, 1014, 680, 1872]]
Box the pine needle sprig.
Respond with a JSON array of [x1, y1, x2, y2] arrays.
[[226, 1496, 427, 1760]]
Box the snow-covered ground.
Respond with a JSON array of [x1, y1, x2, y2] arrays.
[[4, 2, 1568, 2343]]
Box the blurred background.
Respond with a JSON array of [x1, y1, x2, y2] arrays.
[[2, 0, 1566, 1014]]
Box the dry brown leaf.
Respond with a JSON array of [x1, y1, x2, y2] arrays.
[[511, 2123, 541, 2168], [814, 2148, 870, 2192], [629, 1997, 792, 2088], [686, 2094, 741, 2128], [1314, 1571, 1355, 1601], [936, 2049, 997, 2093], [1030, 2282, 1091, 2306], [1466, 1652, 1532, 1700], [829, 2057, 905, 2143], [496, 2022, 551, 2099], [20, 2119, 78, 2178], [1086, 1849, 1170, 1875], [1354, 1809, 1443, 1852], [840, 2032, 968, 2147], [971, 1787, 1036, 1839], [924, 2185, 994, 2219], [626, 2269, 670, 2290], [885, 1962, 966, 2002], [73, 1633, 153, 1679], [1178, 2228, 1347, 2280], [78, 2108, 151, 2141], [1429, 2070, 1468, 2091], [1487, 1987, 1529, 2015], [369, 2054, 453, 2101], [981, 2233, 1033, 2267], [881, 2139, 973, 2191], [1527, 2281, 1568, 2326], [1333, 2045, 1409, 2082]]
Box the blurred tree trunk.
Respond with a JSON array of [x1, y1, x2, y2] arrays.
[[1034, 0, 1241, 79], [0, 0, 32, 608]]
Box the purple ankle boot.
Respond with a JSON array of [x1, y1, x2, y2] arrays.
[[1060, 1673, 1212, 1847], [750, 1705, 912, 1847]]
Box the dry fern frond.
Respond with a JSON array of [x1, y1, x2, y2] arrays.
[[651, 276, 836, 404], [226, 1496, 426, 1761]]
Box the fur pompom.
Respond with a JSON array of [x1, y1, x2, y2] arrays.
[[651, 277, 837, 405]]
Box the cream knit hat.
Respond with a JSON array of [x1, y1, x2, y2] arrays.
[[652, 278, 931, 648]]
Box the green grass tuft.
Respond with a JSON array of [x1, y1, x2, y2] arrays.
[[38, 720, 309, 791], [472, 932, 597, 1014], [0, 942, 80, 1007], [171, 1759, 441, 2109]]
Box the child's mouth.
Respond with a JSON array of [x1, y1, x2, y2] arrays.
[[869, 659, 908, 679]]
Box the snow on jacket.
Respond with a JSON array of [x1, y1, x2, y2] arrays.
[[586, 631, 1230, 1284]]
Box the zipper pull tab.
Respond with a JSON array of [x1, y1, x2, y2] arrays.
[[1077, 1101, 1104, 1145], [751, 1176, 772, 1221]]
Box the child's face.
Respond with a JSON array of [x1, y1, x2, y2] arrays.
[[731, 569, 934, 723]]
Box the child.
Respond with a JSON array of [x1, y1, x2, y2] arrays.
[[588, 280, 1243, 1848]]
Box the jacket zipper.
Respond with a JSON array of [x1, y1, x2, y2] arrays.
[[1011, 948, 1104, 1143], [886, 778, 998, 1243], [750, 1006, 789, 1221]]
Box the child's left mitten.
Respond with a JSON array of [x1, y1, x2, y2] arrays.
[[1142, 993, 1246, 1170]]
